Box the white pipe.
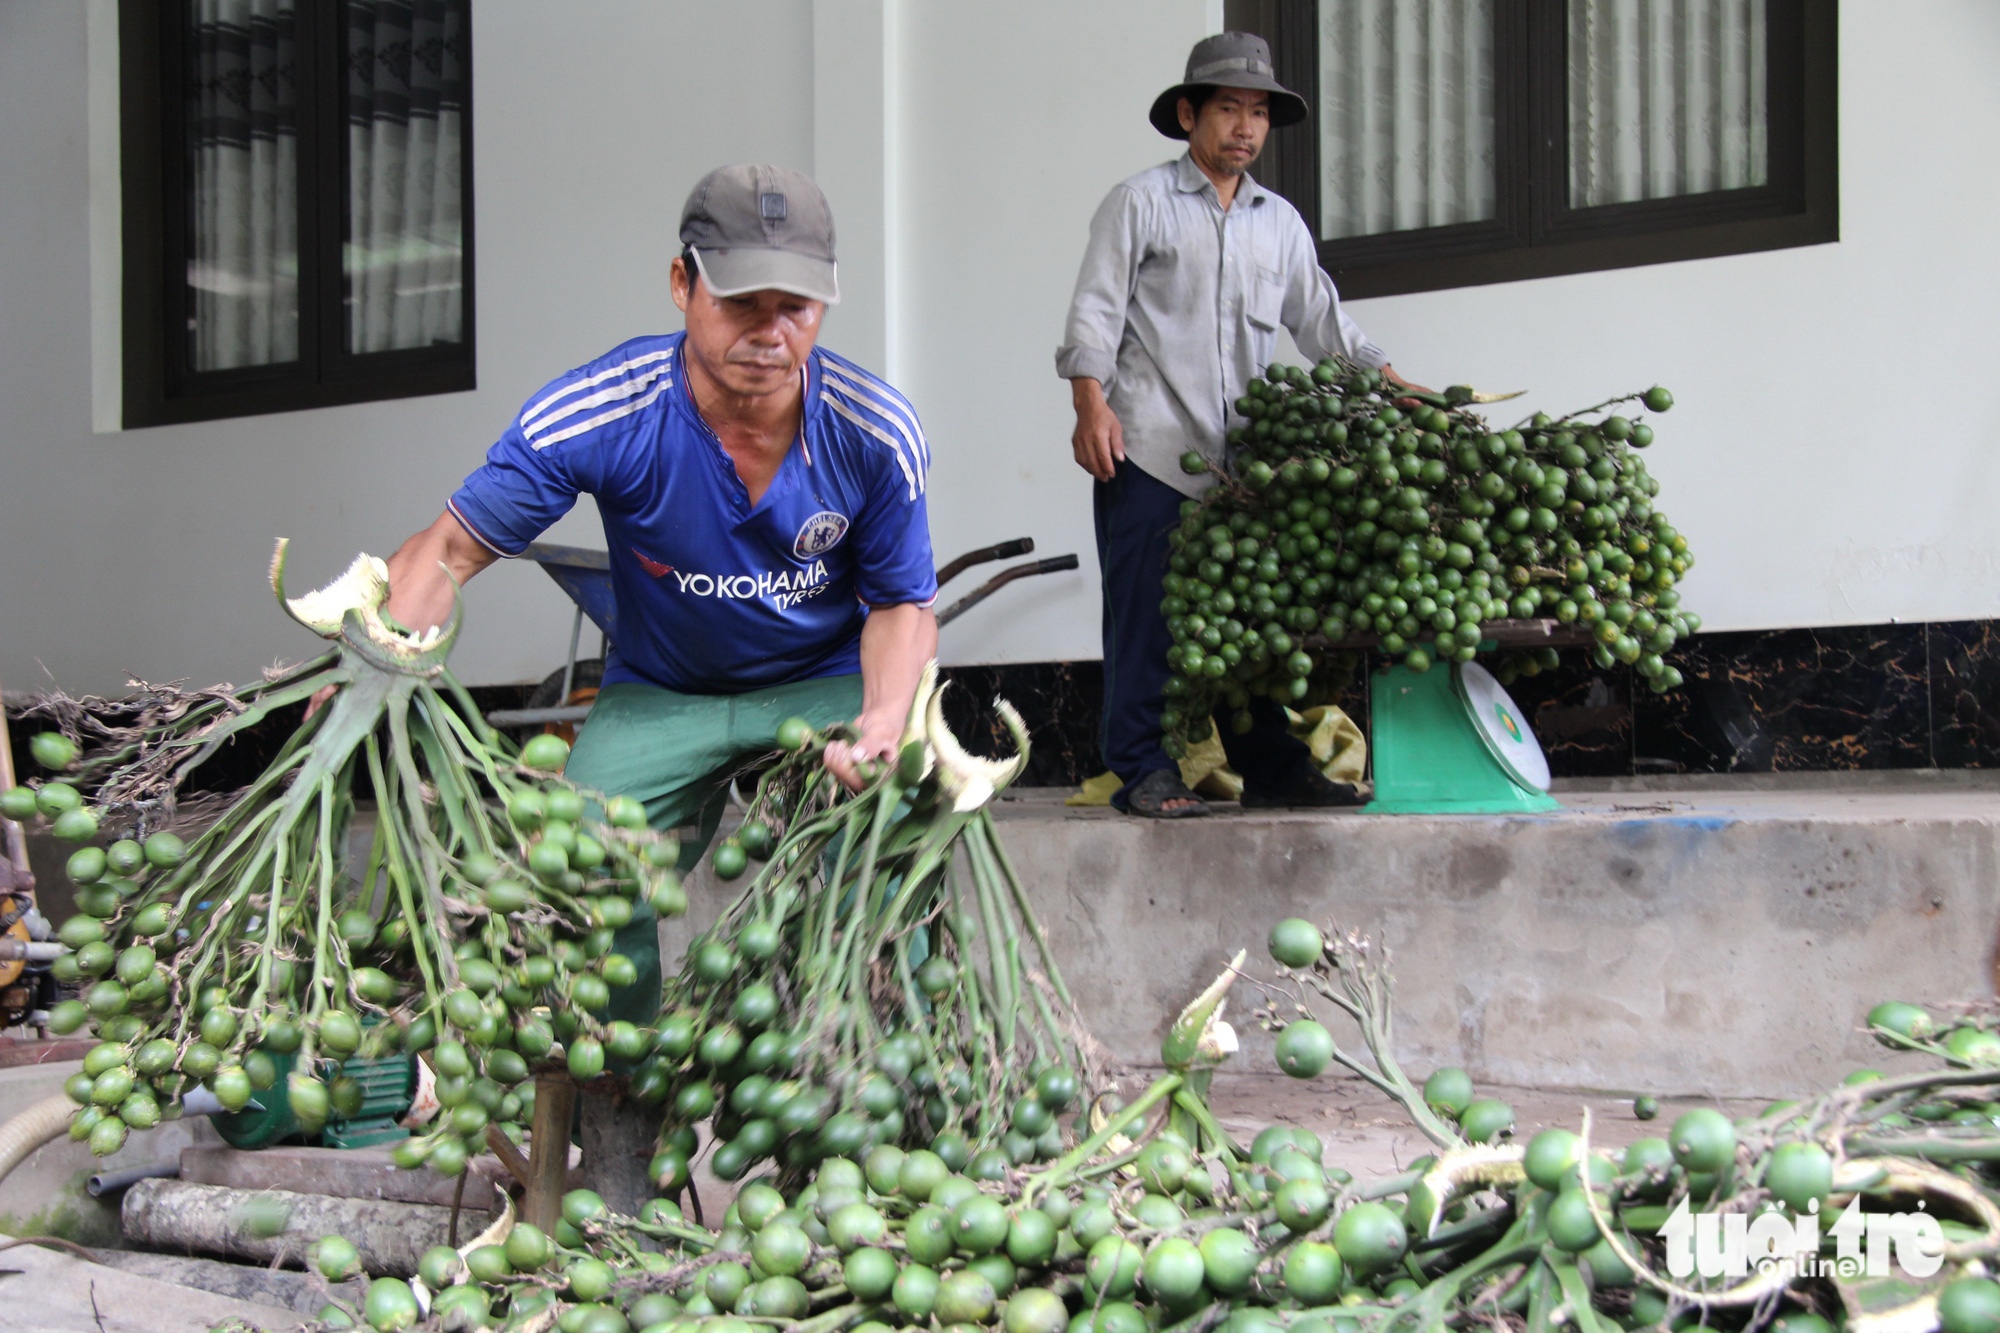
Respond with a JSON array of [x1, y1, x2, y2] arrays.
[[0, 941, 65, 962], [0, 1095, 74, 1187]]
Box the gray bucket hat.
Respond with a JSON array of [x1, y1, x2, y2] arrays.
[[679, 164, 840, 305], [1149, 32, 1308, 140]]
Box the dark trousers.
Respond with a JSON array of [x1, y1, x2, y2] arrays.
[[1093, 460, 1314, 807]]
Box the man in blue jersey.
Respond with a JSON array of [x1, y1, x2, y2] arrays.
[[368, 165, 937, 1020]]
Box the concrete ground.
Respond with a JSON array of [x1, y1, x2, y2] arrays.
[[0, 1061, 205, 1247], [0, 1066, 1766, 1333], [663, 1065, 1758, 1225], [1200, 1069, 1762, 1183], [0, 1232, 300, 1332]]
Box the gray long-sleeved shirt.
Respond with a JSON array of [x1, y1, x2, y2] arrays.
[[1056, 152, 1388, 499]]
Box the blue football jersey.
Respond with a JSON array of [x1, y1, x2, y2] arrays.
[[449, 333, 936, 694]]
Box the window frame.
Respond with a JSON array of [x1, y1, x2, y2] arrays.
[[119, 0, 476, 429], [1224, 0, 1837, 300]]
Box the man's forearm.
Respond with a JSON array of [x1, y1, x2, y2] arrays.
[[384, 511, 501, 633], [857, 603, 939, 739]]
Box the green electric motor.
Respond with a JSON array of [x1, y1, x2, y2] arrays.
[[214, 1052, 417, 1150]]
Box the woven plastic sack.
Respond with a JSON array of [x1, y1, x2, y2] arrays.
[[1065, 705, 1364, 804]]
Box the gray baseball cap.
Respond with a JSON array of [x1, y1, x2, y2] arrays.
[[679, 164, 840, 305], [1149, 32, 1308, 139]]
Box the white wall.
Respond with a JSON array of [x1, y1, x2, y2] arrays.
[[1346, 2, 2000, 637], [901, 0, 1217, 667], [0, 0, 815, 696], [4, 1, 2000, 697], [904, 0, 2000, 665]]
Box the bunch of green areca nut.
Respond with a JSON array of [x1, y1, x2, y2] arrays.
[[1162, 358, 1695, 753], [7, 545, 685, 1168], [629, 663, 1100, 1195]]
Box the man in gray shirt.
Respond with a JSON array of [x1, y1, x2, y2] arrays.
[[1057, 32, 1425, 817]]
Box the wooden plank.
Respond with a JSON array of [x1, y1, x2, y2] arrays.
[[0, 673, 30, 898], [0, 1039, 93, 1068], [486, 1123, 532, 1190], [525, 1072, 577, 1234]]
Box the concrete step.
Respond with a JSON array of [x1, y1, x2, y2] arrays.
[[986, 782, 1996, 1098], [665, 779, 1998, 1100]]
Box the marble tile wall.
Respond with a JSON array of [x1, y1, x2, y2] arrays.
[[1631, 625, 1932, 773], [1504, 661, 1634, 779], [937, 662, 1104, 788], [15, 633, 1995, 794], [945, 620, 2000, 784], [1930, 620, 2000, 769]]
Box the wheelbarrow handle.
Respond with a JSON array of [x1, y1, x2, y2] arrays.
[[936, 538, 1036, 589], [935, 553, 1081, 627]]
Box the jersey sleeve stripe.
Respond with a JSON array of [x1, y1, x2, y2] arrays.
[[532, 376, 676, 451], [820, 366, 930, 471], [822, 370, 927, 471], [520, 349, 677, 429], [820, 392, 921, 500], [815, 352, 931, 472], [524, 364, 674, 441], [446, 498, 521, 558]]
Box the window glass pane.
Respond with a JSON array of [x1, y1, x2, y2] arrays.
[[186, 0, 300, 372], [345, 0, 467, 354], [1568, 0, 1768, 208], [1317, 0, 1497, 241]]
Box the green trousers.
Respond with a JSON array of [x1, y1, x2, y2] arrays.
[[562, 673, 864, 1025]]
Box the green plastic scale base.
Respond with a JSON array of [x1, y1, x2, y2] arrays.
[[1364, 660, 1561, 814]]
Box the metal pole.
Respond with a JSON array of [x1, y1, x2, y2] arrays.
[[87, 1159, 181, 1198], [0, 940, 66, 962], [560, 606, 585, 707]]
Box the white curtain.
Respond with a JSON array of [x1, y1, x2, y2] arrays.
[[187, 0, 299, 372], [1568, 0, 1767, 207], [346, 0, 466, 355], [1317, 0, 1497, 241]]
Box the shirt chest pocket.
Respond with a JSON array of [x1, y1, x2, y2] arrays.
[[1245, 262, 1287, 332]]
